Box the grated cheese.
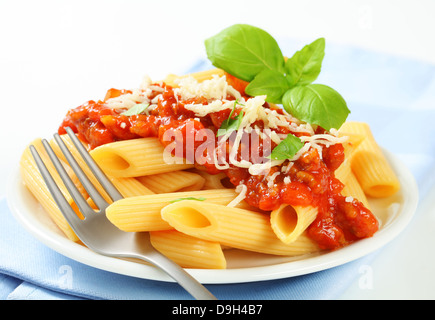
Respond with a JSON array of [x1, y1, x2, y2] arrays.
[[227, 183, 248, 207], [184, 99, 236, 117], [175, 75, 243, 101], [103, 74, 348, 177], [345, 196, 354, 203], [267, 171, 281, 188], [299, 134, 348, 159]]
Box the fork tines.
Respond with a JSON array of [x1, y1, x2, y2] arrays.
[[30, 127, 123, 223]]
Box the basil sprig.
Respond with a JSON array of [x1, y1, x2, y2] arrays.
[[204, 24, 286, 82], [269, 134, 304, 160], [282, 84, 348, 132], [285, 37, 325, 86], [217, 100, 244, 137], [169, 197, 207, 203], [121, 103, 150, 116], [205, 24, 350, 159]]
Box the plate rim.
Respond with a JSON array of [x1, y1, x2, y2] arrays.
[[7, 148, 419, 284]]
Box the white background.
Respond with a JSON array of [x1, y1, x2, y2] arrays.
[[1, 0, 435, 299]]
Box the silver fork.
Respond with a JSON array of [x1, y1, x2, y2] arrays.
[[29, 127, 217, 300]]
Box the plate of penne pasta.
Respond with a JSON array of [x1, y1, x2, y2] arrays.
[[9, 145, 418, 283], [8, 24, 419, 284]]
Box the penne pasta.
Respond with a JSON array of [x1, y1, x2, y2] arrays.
[[137, 170, 205, 194], [90, 138, 193, 178], [270, 205, 318, 244], [335, 154, 370, 209], [339, 122, 400, 198], [106, 189, 251, 232], [50, 135, 154, 201], [109, 177, 155, 198], [161, 200, 320, 256], [149, 230, 226, 269], [190, 169, 230, 190], [338, 131, 365, 155], [20, 139, 79, 241]]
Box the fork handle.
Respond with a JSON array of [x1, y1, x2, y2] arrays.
[[133, 252, 217, 300]]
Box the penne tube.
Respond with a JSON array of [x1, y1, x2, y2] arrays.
[[270, 205, 318, 244], [339, 122, 400, 198], [137, 171, 205, 194], [20, 139, 79, 241], [149, 230, 226, 269], [342, 171, 371, 209], [161, 200, 320, 256], [46, 137, 89, 199], [335, 156, 370, 209], [106, 189, 251, 232], [338, 132, 365, 155], [190, 169, 229, 190], [50, 135, 155, 201], [90, 138, 193, 178], [109, 177, 154, 198]]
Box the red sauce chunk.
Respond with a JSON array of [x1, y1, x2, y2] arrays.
[[59, 81, 379, 250]]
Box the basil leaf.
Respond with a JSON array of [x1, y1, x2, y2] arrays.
[[245, 69, 290, 104], [217, 103, 244, 137], [169, 197, 207, 203], [282, 84, 350, 131], [270, 134, 304, 160], [285, 38, 325, 86], [205, 24, 285, 82], [121, 103, 149, 116]]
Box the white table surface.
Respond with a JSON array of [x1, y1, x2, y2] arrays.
[[1, 0, 434, 300]]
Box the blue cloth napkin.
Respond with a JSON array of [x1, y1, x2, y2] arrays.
[[0, 195, 377, 300], [2, 40, 435, 300]]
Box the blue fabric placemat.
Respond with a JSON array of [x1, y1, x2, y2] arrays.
[[2, 40, 434, 300]]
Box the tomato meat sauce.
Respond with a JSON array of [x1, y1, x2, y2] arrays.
[[59, 81, 379, 250]]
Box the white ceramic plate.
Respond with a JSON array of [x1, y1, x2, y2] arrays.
[[7, 149, 418, 284]]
